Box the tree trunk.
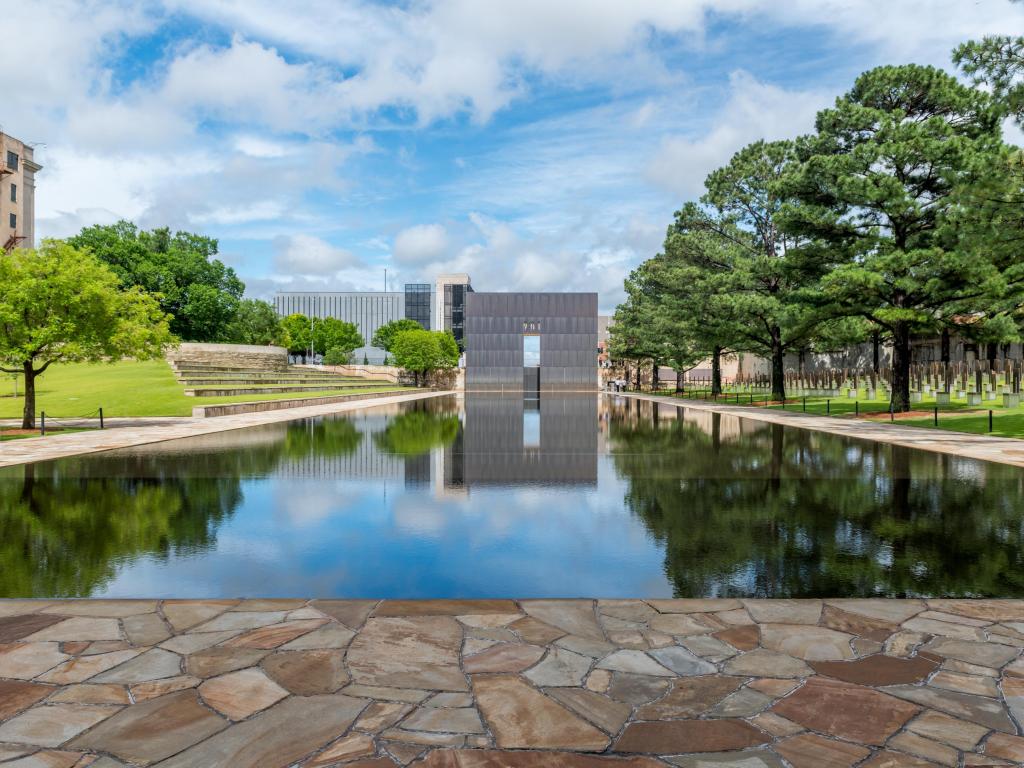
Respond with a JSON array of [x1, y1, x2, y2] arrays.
[[987, 342, 998, 368], [872, 330, 881, 374], [652, 362, 659, 392], [634, 361, 641, 390], [770, 341, 786, 402], [22, 361, 35, 430], [891, 321, 912, 413], [675, 370, 683, 393], [711, 346, 722, 396], [940, 328, 950, 364]]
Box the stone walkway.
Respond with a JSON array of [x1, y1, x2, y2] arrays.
[[622, 392, 1024, 469], [0, 599, 1022, 766], [0, 391, 451, 469]]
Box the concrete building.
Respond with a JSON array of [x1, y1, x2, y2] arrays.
[[0, 132, 41, 251], [463, 292, 598, 393], [274, 273, 475, 363], [274, 290, 407, 364], [434, 274, 473, 348]]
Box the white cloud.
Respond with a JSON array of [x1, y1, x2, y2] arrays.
[[393, 224, 450, 265], [272, 234, 363, 276], [646, 71, 830, 199]]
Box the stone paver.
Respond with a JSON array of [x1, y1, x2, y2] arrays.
[[0, 598, 1022, 765]]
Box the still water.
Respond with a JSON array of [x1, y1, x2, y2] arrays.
[[2, 394, 1023, 598]]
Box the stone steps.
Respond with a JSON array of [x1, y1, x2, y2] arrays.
[[171, 362, 391, 398], [184, 382, 391, 397], [178, 377, 369, 386]]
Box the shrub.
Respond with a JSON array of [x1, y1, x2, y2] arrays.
[[324, 347, 352, 365]]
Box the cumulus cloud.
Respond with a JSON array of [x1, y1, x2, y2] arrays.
[[393, 224, 450, 265], [273, 234, 363, 276], [646, 70, 830, 199], [9, 0, 1023, 313]]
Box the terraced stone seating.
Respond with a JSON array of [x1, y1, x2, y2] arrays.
[[170, 363, 389, 398]]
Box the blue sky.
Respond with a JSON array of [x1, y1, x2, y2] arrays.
[[6, 0, 1023, 311]]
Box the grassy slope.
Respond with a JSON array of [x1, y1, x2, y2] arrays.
[[0, 360, 409, 418], [667, 387, 1024, 440]]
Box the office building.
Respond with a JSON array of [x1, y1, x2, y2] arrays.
[[274, 274, 474, 362], [0, 132, 42, 251], [434, 274, 473, 347], [274, 290, 407, 363], [463, 292, 598, 392]]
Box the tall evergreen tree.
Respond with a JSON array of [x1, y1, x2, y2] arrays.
[[699, 141, 828, 400], [784, 65, 1009, 411]]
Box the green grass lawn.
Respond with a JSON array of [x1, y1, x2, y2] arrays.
[[665, 386, 1024, 439], [0, 360, 411, 419]]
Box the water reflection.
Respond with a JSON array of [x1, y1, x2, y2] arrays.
[[0, 394, 1023, 598], [607, 396, 1024, 597]]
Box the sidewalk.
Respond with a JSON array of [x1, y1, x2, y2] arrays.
[[621, 391, 1024, 469]]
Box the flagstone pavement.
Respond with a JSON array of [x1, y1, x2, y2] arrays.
[[1, 599, 1024, 767]]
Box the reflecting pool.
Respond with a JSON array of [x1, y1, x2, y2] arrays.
[[2, 394, 1023, 598]]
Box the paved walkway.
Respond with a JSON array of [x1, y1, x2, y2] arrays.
[[0, 391, 452, 469], [0, 598, 1022, 766], [622, 392, 1024, 469]]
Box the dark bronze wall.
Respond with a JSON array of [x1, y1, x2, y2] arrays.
[[464, 292, 598, 392]]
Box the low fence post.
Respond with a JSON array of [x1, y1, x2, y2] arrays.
[[99, 407, 104, 430], [933, 406, 938, 427], [826, 400, 830, 415], [855, 401, 859, 417], [803, 397, 806, 412], [40, 412, 45, 436], [989, 409, 994, 433]]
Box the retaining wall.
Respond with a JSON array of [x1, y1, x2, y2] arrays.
[[192, 389, 422, 418], [312, 364, 464, 390], [167, 343, 289, 372]]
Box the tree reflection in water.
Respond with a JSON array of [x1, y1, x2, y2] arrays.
[[607, 397, 1024, 598], [0, 415, 365, 597]]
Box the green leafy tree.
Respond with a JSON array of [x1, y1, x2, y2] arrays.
[[281, 313, 312, 360], [323, 347, 352, 365], [435, 330, 460, 368], [0, 242, 173, 428], [954, 28, 1024, 346], [222, 299, 284, 345], [783, 64, 1009, 411], [954, 21, 1024, 125], [371, 318, 423, 352], [609, 270, 660, 389], [651, 203, 753, 394], [700, 140, 827, 401], [68, 221, 243, 342], [313, 318, 363, 358], [391, 328, 443, 386]]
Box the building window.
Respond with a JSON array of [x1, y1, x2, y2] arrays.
[[9, 213, 15, 229], [6, 151, 17, 171], [9, 183, 15, 203]]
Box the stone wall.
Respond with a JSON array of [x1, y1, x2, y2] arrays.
[[167, 343, 289, 371], [316, 363, 465, 390]]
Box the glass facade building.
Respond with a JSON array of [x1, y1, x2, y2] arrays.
[[404, 283, 432, 329]]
